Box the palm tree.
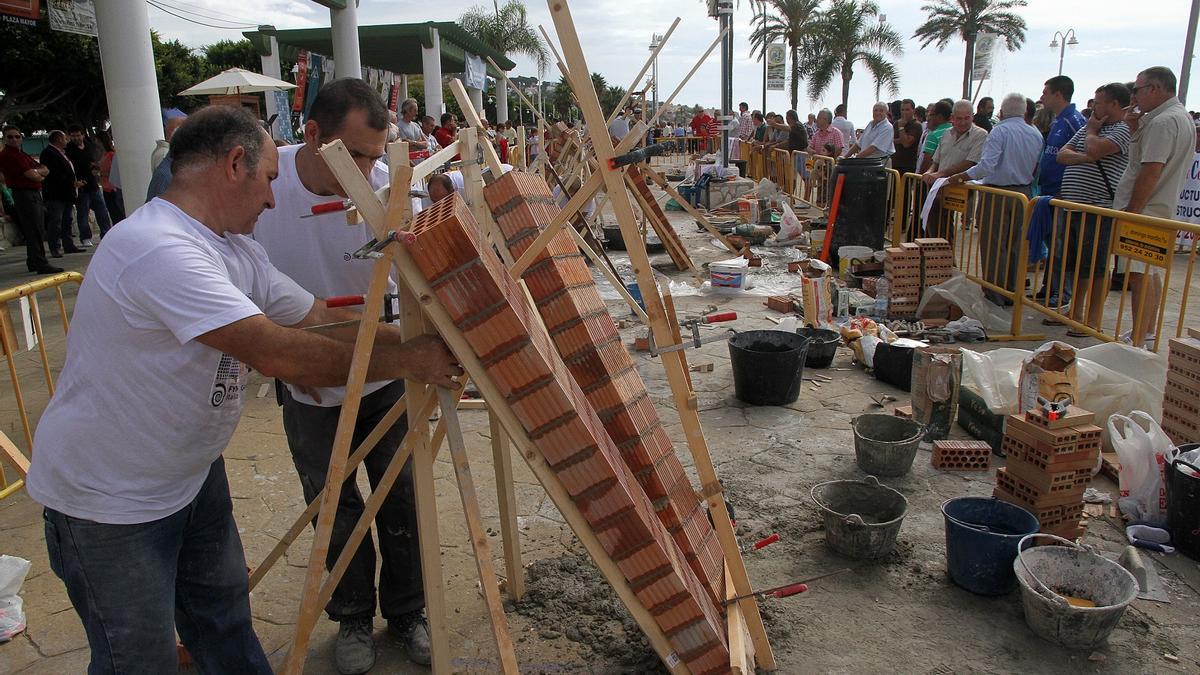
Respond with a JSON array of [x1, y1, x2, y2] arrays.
[[912, 0, 1027, 99], [748, 0, 821, 111], [459, 0, 549, 74], [801, 0, 904, 109]]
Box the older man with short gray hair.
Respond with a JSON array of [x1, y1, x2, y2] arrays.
[[396, 98, 427, 150], [850, 102, 895, 164], [947, 93, 1044, 303]]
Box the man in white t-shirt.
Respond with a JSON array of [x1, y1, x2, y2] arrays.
[[251, 78, 432, 674], [26, 106, 460, 674], [609, 109, 630, 142]]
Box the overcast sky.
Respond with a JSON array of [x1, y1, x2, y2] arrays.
[[148, 0, 1200, 123]]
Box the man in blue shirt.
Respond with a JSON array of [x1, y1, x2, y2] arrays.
[[946, 93, 1044, 304], [1038, 75, 1086, 308]]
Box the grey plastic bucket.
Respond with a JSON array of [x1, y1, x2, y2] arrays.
[[852, 414, 923, 476], [810, 475, 908, 559], [1013, 534, 1139, 649]]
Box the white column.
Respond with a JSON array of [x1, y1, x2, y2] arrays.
[[329, 2, 361, 79], [468, 85, 484, 119], [94, 0, 163, 216], [422, 27, 444, 116], [260, 32, 282, 138], [400, 74, 410, 101], [496, 77, 509, 124]]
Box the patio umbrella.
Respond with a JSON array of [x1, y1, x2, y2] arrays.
[[179, 68, 296, 96]]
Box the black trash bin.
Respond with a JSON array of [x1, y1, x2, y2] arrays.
[[1168, 446, 1200, 561], [828, 157, 889, 268]]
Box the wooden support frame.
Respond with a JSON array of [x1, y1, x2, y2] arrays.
[[546, 0, 774, 668], [642, 164, 740, 254]]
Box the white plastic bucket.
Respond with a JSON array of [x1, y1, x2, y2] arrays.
[[711, 258, 749, 290]]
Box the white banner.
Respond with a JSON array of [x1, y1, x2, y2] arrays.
[[464, 53, 487, 91], [1175, 151, 1200, 249], [48, 0, 95, 37], [766, 43, 786, 91], [972, 32, 998, 82]]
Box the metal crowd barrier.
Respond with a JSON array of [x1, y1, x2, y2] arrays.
[[771, 148, 793, 195], [1030, 201, 1199, 350], [0, 272, 83, 499]]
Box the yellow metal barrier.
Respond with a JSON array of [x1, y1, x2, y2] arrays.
[[771, 148, 793, 196], [884, 168, 901, 245], [0, 272, 83, 499], [795, 153, 835, 211], [1027, 201, 1199, 352]]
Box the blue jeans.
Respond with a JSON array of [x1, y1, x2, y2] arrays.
[[44, 198, 76, 252], [75, 186, 112, 240], [43, 458, 270, 674]]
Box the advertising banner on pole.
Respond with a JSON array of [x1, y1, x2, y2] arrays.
[[766, 43, 786, 91], [48, 0, 95, 36], [0, 0, 39, 27]]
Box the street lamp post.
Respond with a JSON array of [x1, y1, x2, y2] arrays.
[[648, 34, 662, 116], [1049, 29, 1079, 76]]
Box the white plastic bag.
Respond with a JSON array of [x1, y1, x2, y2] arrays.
[[778, 200, 805, 241], [1109, 412, 1175, 527], [0, 555, 31, 642]]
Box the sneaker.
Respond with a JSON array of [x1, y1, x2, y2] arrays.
[[389, 610, 432, 666], [335, 617, 376, 675], [81, 238, 94, 247]]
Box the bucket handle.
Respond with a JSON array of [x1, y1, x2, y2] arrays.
[[843, 513, 866, 528], [1172, 457, 1200, 476], [942, 496, 1022, 535], [1016, 533, 1093, 608]]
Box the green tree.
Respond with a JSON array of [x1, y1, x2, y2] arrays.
[[802, 0, 903, 109], [0, 16, 107, 129], [459, 0, 548, 74], [601, 85, 627, 117], [203, 39, 261, 72], [153, 32, 214, 112], [748, 0, 821, 112], [549, 75, 575, 120], [912, 0, 1027, 99]]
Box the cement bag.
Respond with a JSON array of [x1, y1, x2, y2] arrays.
[[0, 555, 31, 642], [1109, 411, 1175, 527]]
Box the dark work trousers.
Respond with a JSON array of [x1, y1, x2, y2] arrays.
[[10, 187, 48, 270], [279, 379, 424, 623]]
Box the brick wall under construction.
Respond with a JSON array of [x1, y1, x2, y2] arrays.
[[483, 171, 725, 607], [405, 194, 730, 673]]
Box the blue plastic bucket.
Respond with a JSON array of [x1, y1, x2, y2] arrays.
[[942, 497, 1039, 595], [625, 282, 646, 314]]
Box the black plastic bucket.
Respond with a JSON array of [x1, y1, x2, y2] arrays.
[[728, 330, 810, 405], [796, 327, 840, 368], [1167, 445, 1200, 561]]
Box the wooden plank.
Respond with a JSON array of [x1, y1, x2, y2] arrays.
[[283, 250, 395, 674], [385, 242, 687, 674], [516, 127, 527, 171], [624, 170, 691, 271], [726, 563, 755, 675], [0, 430, 29, 479], [459, 127, 516, 267], [662, 290, 692, 391], [604, 17, 681, 126], [412, 140, 462, 183], [644, 24, 730, 130], [436, 388, 520, 674], [448, 78, 505, 178], [490, 411, 524, 601], [317, 140, 387, 232], [644, 165, 740, 254], [546, 2, 776, 668]]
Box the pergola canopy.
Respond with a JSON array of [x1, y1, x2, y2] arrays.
[[243, 22, 515, 78]]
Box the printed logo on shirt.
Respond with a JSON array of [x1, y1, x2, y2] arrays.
[[211, 353, 248, 407]]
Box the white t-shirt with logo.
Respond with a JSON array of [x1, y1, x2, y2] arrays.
[[26, 198, 314, 524], [252, 144, 399, 407]]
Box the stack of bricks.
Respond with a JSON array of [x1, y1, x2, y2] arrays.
[[993, 405, 1101, 540], [406, 193, 730, 671], [915, 237, 954, 288], [884, 243, 922, 318], [931, 440, 992, 471], [1162, 334, 1200, 445], [484, 172, 724, 608]]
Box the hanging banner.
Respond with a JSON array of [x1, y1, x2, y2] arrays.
[[292, 50, 309, 113], [48, 0, 95, 36], [464, 53, 487, 91], [972, 32, 998, 82], [766, 43, 786, 91], [271, 90, 294, 144], [389, 74, 402, 112], [1175, 150, 1200, 250], [0, 0, 39, 27], [305, 53, 323, 117]]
